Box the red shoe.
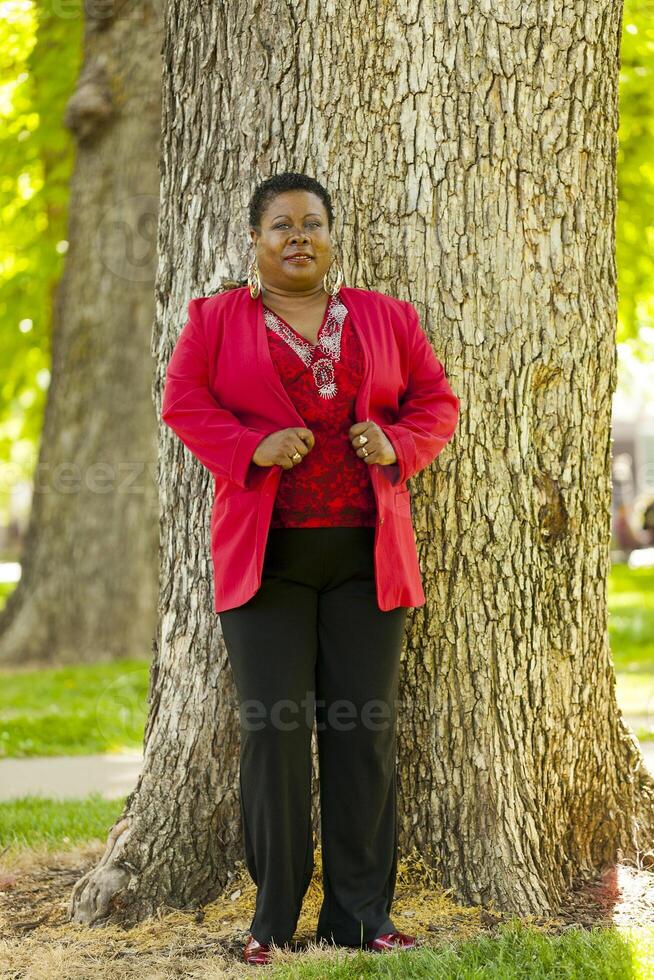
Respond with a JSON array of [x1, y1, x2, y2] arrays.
[[365, 930, 418, 952], [243, 934, 273, 965]]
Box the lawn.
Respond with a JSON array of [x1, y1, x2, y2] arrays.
[[608, 565, 654, 737], [0, 791, 123, 852], [1, 564, 653, 975], [0, 658, 150, 757], [1, 796, 653, 978], [0, 562, 651, 758]]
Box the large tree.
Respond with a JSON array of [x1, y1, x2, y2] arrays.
[[0, 2, 163, 665], [69, 0, 654, 928]]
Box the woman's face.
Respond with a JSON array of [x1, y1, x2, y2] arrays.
[[249, 190, 334, 292]]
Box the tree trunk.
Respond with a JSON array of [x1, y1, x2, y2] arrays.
[[0, 2, 163, 665], [69, 0, 654, 928]]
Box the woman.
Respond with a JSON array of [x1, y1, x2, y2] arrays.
[[161, 172, 459, 966]]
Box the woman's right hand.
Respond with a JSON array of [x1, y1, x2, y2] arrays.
[[252, 428, 315, 470]]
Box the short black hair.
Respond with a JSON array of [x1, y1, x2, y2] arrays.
[[248, 172, 334, 233]]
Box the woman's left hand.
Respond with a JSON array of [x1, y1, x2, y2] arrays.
[[348, 420, 397, 466]]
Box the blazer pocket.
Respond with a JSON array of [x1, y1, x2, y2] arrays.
[[222, 487, 260, 515], [394, 488, 412, 517], [212, 488, 260, 551], [212, 487, 259, 527]]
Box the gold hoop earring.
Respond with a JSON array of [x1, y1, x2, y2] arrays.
[[247, 253, 261, 298], [323, 254, 344, 296]]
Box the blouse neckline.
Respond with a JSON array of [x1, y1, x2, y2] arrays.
[[262, 293, 336, 348]]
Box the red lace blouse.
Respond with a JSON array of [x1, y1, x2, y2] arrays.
[[262, 292, 377, 528]]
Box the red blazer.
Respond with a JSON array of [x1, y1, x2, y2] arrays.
[[161, 284, 459, 612]]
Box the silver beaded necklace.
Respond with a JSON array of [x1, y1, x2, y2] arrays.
[[263, 292, 348, 399]]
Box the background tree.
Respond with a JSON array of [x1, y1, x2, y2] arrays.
[[0, 1, 163, 665], [69, 0, 654, 927]]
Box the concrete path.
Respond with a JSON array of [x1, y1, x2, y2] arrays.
[[0, 752, 143, 801], [1, 739, 654, 802]]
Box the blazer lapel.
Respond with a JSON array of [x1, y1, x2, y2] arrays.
[[337, 286, 372, 423], [252, 290, 306, 427]]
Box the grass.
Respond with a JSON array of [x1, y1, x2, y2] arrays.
[[0, 580, 15, 609], [0, 659, 150, 757], [265, 922, 654, 979], [1, 797, 653, 978], [0, 561, 652, 757], [0, 792, 124, 853], [608, 566, 654, 738], [0, 559, 653, 978], [1, 811, 652, 979]]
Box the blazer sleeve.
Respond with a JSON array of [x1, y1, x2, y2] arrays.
[[160, 298, 269, 489], [377, 301, 459, 486]]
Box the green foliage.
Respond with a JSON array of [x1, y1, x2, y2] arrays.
[[0, 2, 82, 517], [617, 2, 654, 345], [1, 2, 654, 533]]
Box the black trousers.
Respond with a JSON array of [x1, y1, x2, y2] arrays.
[[219, 525, 407, 948]]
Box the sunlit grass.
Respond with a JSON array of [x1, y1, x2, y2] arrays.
[[0, 562, 651, 756], [0, 791, 124, 854], [608, 565, 654, 735], [0, 796, 653, 976], [0, 658, 150, 757], [266, 922, 654, 979]]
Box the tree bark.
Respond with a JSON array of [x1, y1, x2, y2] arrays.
[[0, 2, 163, 665], [70, 0, 654, 928]]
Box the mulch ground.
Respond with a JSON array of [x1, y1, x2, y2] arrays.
[[1, 842, 653, 978]]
